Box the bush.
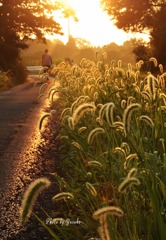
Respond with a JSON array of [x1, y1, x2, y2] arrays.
[[0, 71, 12, 92], [10, 61, 27, 85]]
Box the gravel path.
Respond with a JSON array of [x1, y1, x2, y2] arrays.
[[0, 77, 60, 240]]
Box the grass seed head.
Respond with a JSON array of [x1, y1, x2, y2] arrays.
[[127, 168, 138, 178], [124, 153, 138, 170], [72, 141, 83, 151], [20, 178, 51, 225], [114, 147, 126, 158], [52, 192, 74, 202], [159, 64, 164, 74], [118, 177, 140, 193], [87, 127, 105, 145], [72, 103, 96, 126], [86, 182, 97, 196], [147, 74, 158, 99], [78, 126, 87, 134], [123, 103, 141, 133], [87, 160, 103, 168], [105, 102, 115, 126], [121, 142, 130, 155], [141, 91, 152, 101], [60, 108, 71, 119], [93, 206, 124, 220], [68, 117, 74, 130], [98, 215, 110, 240], [149, 57, 158, 67], [139, 115, 154, 128], [121, 99, 127, 109]]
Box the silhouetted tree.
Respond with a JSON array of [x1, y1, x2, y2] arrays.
[[0, 0, 75, 84], [101, 0, 166, 66], [65, 35, 78, 60]]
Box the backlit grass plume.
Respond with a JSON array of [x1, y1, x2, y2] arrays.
[[118, 59, 122, 68], [68, 117, 74, 130], [99, 103, 108, 120], [39, 82, 48, 95], [159, 64, 164, 74], [124, 153, 138, 170], [147, 74, 158, 99], [113, 121, 126, 137], [127, 168, 138, 178], [93, 206, 124, 220], [121, 142, 130, 155], [52, 192, 74, 202], [141, 91, 152, 101], [39, 113, 51, 130], [99, 102, 115, 125], [87, 127, 105, 144], [105, 102, 115, 126], [72, 103, 96, 126], [86, 182, 97, 196], [114, 147, 126, 158], [39, 66, 49, 77], [40, 73, 49, 82], [149, 57, 158, 67], [78, 126, 87, 134], [118, 177, 140, 193], [139, 115, 154, 128], [123, 103, 141, 133], [97, 215, 110, 240], [20, 178, 51, 225], [159, 93, 166, 105], [72, 141, 83, 151], [60, 107, 71, 119], [137, 60, 144, 69], [87, 160, 102, 168], [127, 96, 135, 106], [121, 99, 127, 109], [70, 96, 90, 114]]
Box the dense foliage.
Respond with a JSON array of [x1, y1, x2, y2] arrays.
[[21, 37, 136, 66], [21, 56, 166, 239], [0, 0, 65, 85], [100, 0, 166, 67]]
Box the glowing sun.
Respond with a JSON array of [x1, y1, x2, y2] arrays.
[[49, 0, 149, 46]]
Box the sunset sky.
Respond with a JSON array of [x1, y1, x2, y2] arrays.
[[50, 0, 149, 46]]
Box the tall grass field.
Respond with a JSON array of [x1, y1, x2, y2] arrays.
[[21, 56, 166, 240]]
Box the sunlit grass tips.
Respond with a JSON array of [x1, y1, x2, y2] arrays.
[[123, 103, 141, 133], [118, 177, 140, 193], [52, 192, 74, 202], [87, 127, 105, 144], [72, 103, 96, 126], [39, 113, 51, 130], [93, 206, 124, 219], [86, 182, 97, 196], [20, 178, 51, 225]]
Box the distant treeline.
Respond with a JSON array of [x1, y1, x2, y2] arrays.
[[21, 36, 136, 66]]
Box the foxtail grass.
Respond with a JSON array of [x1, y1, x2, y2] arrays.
[[20, 178, 51, 225]]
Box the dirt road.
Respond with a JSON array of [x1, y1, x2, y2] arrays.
[[0, 77, 57, 239]]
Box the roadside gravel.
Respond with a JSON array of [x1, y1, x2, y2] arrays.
[[0, 79, 61, 240], [0, 106, 61, 240]]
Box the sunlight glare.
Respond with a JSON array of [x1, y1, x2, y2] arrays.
[[50, 0, 149, 46]]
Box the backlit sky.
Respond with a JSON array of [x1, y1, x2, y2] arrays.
[[50, 0, 149, 46]]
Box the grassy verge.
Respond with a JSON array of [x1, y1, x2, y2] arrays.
[[21, 57, 166, 240]]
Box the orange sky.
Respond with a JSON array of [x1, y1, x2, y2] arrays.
[[49, 0, 149, 46]]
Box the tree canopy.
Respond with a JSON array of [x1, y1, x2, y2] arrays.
[[0, 0, 63, 43], [100, 0, 166, 66], [0, 0, 62, 70], [0, 0, 75, 83]]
